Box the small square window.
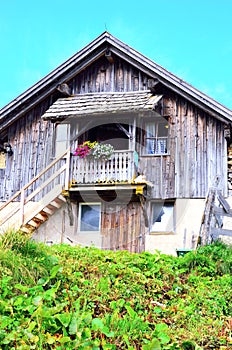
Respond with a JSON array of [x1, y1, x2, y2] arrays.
[[79, 203, 101, 232], [151, 201, 175, 232], [145, 119, 169, 155]]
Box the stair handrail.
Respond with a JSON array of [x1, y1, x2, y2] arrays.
[[0, 148, 71, 227]]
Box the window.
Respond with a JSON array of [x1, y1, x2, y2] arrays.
[[145, 119, 168, 155], [150, 201, 175, 232], [54, 123, 70, 157], [79, 203, 101, 232]]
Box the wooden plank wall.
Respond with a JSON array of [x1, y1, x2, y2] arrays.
[[0, 100, 54, 201], [70, 56, 150, 94], [0, 56, 154, 201], [0, 55, 228, 201], [139, 96, 227, 198], [101, 201, 146, 253]]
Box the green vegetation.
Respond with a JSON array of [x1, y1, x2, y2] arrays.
[[0, 231, 231, 349]]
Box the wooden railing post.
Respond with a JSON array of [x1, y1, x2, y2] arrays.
[[20, 188, 25, 226], [65, 149, 71, 190]]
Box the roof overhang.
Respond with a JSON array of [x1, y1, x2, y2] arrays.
[[1, 31, 232, 131], [41, 91, 162, 121]]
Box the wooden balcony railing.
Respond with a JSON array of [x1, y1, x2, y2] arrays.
[[71, 150, 136, 184]]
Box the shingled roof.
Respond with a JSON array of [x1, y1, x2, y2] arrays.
[[42, 91, 162, 120]]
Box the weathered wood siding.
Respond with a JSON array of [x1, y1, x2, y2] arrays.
[[101, 201, 146, 253], [0, 101, 54, 200], [0, 56, 154, 201], [140, 96, 227, 198], [70, 56, 150, 94], [0, 56, 228, 201]]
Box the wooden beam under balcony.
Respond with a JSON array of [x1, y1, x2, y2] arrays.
[[69, 183, 146, 192], [68, 183, 148, 203]]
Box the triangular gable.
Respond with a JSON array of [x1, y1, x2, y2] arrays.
[[1, 31, 232, 132]]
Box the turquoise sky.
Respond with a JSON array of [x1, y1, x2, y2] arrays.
[[1, 0, 232, 109]]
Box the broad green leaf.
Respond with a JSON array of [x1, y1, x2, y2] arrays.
[[59, 336, 72, 344], [125, 304, 137, 318], [159, 333, 170, 344], [142, 338, 161, 350], [92, 318, 104, 331], [56, 313, 71, 327], [13, 296, 24, 306], [32, 295, 43, 306], [102, 326, 114, 337], [69, 316, 78, 335], [50, 265, 63, 279], [155, 323, 168, 332], [27, 321, 36, 332], [14, 284, 29, 292]]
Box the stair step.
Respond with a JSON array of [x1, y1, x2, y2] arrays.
[[35, 212, 48, 222], [42, 206, 55, 215], [58, 194, 66, 202], [50, 199, 62, 209], [20, 226, 33, 233], [28, 219, 40, 228]]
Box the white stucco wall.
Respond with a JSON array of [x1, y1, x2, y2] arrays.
[[32, 202, 102, 248], [145, 198, 205, 256], [32, 202, 76, 245], [33, 198, 205, 255], [23, 196, 232, 253]]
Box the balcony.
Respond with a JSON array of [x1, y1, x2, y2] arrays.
[[71, 150, 136, 185]]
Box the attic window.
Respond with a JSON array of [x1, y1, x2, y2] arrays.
[[144, 118, 169, 155]]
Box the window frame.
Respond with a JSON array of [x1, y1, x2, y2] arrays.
[[78, 202, 101, 233], [150, 200, 175, 234], [144, 118, 169, 156], [53, 123, 70, 158]]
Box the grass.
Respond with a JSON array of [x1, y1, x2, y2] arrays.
[[0, 230, 231, 349]]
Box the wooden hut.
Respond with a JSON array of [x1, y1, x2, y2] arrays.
[[1, 32, 232, 254]]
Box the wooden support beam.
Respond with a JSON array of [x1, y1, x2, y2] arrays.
[[217, 192, 230, 213], [66, 196, 74, 226], [212, 205, 232, 217], [56, 83, 71, 96], [211, 227, 232, 237]]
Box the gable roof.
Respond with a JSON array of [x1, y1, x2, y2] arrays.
[[41, 91, 162, 121], [1, 31, 232, 132]]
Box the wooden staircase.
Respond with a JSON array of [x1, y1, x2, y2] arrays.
[[0, 149, 71, 234], [199, 182, 232, 245], [20, 185, 67, 233]]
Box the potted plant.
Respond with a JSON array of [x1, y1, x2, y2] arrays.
[[73, 141, 97, 158], [92, 143, 114, 160], [73, 141, 114, 160]]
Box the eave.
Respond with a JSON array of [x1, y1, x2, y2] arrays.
[[1, 31, 232, 133], [105, 35, 232, 123]]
